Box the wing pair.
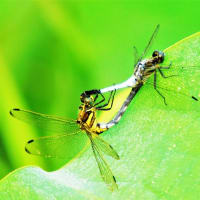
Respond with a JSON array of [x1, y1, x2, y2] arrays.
[[10, 108, 119, 191]]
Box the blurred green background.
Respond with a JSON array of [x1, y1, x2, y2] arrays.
[[0, 0, 200, 180]]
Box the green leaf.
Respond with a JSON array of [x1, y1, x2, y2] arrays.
[[1, 32, 200, 199]]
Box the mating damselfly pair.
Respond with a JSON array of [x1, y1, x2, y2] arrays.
[[10, 25, 200, 191]]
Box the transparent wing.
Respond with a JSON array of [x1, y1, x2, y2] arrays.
[[160, 65, 200, 73], [10, 108, 80, 134], [144, 65, 200, 111], [25, 131, 88, 159], [139, 24, 160, 61], [92, 133, 119, 160], [87, 133, 118, 191], [133, 46, 139, 67]]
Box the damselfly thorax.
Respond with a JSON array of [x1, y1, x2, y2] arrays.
[[133, 50, 164, 84], [77, 96, 107, 134]]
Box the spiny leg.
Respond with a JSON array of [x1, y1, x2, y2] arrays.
[[93, 91, 106, 106], [154, 70, 167, 105], [97, 90, 116, 111], [158, 62, 177, 78], [93, 92, 99, 102], [160, 61, 172, 69], [96, 90, 114, 108], [81, 89, 107, 106], [96, 90, 115, 110], [83, 88, 115, 108], [97, 85, 143, 129], [94, 90, 113, 107]]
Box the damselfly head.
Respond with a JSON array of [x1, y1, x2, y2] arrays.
[[80, 93, 94, 107], [80, 92, 87, 103], [80, 90, 100, 103], [85, 96, 94, 106], [152, 50, 164, 63]]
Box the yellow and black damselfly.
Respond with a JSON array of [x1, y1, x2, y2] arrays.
[[10, 90, 119, 191]]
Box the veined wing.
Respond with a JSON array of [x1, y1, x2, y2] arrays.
[[144, 69, 200, 111], [137, 62, 200, 109], [160, 64, 200, 74], [87, 133, 118, 191], [10, 108, 80, 134], [133, 46, 139, 67], [139, 24, 160, 62], [91, 133, 119, 160], [25, 130, 88, 159]]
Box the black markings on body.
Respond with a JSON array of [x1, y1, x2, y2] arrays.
[[113, 176, 116, 183], [9, 110, 14, 117], [10, 108, 21, 117], [25, 140, 34, 154], [25, 147, 31, 154], [27, 139, 34, 144], [192, 96, 198, 101], [13, 108, 20, 111]]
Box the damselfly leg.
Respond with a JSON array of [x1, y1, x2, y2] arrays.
[[96, 90, 116, 111], [81, 89, 116, 111]]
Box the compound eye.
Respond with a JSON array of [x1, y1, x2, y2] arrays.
[[80, 92, 87, 103], [152, 50, 159, 57], [80, 96, 84, 103], [159, 52, 165, 62]]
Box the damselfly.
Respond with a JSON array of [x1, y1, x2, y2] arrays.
[[81, 25, 200, 129], [10, 90, 119, 191]]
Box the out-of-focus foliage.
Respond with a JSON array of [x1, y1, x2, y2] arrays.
[[1, 32, 200, 199], [0, 0, 200, 187]]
